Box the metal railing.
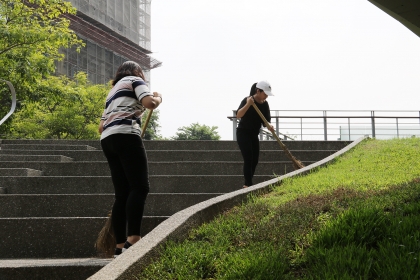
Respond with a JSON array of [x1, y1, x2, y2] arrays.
[[0, 79, 17, 126], [228, 110, 420, 141]]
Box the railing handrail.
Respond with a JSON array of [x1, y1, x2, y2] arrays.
[[229, 110, 420, 141], [228, 116, 420, 119], [0, 79, 17, 126]]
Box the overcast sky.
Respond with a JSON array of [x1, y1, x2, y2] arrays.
[[149, 0, 420, 140]]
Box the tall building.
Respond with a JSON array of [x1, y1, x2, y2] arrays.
[[56, 0, 161, 85]]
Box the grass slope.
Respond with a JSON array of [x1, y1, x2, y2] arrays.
[[139, 138, 420, 279]]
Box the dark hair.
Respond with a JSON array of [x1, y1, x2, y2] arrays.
[[111, 61, 145, 86], [249, 82, 263, 96], [249, 83, 257, 96]]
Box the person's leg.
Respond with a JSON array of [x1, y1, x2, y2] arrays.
[[113, 134, 150, 247], [101, 135, 130, 250], [236, 129, 254, 187], [250, 134, 260, 178]]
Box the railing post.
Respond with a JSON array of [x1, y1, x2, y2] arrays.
[[396, 117, 399, 138], [323, 111, 327, 141], [232, 110, 237, 141], [300, 117, 303, 141], [275, 111, 279, 138], [348, 117, 351, 141], [371, 111, 376, 138], [0, 80, 17, 127]]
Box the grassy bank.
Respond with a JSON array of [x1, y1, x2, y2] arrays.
[[139, 138, 420, 279]]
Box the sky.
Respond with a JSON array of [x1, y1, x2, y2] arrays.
[[149, 0, 420, 140]]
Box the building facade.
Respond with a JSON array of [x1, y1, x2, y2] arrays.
[[56, 0, 161, 84]]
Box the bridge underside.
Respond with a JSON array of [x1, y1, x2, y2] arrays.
[[369, 0, 420, 37]]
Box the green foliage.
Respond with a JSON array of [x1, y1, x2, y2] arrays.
[[10, 72, 107, 139], [0, 0, 81, 80], [138, 138, 420, 279], [172, 122, 221, 140], [0, 0, 83, 135], [141, 109, 162, 140]]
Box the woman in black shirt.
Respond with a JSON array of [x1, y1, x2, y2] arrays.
[[236, 80, 274, 188]]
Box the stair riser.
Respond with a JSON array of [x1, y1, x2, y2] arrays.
[[0, 144, 96, 151], [0, 149, 337, 162], [0, 169, 43, 176], [0, 217, 166, 258], [0, 162, 310, 176], [0, 265, 103, 280], [0, 175, 274, 194], [0, 155, 73, 162], [1, 140, 350, 151], [0, 194, 220, 217]]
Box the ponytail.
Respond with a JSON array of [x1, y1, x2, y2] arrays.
[[249, 83, 257, 96]]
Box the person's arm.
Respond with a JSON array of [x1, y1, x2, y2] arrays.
[[262, 102, 275, 132], [236, 96, 254, 118], [133, 77, 162, 110], [141, 92, 162, 110]]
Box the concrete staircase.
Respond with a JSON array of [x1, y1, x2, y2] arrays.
[[0, 139, 350, 279]]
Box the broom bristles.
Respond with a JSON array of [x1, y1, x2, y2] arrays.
[[283, 147, 305, 170], [95, 211, 115, 258]]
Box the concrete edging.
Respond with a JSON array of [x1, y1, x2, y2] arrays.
[[88, 137, 367, 280]]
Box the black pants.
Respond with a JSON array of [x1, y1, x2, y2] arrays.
[[236, 128, 260, 186], [101, 134, 150, 244]]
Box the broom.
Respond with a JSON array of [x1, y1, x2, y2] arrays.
[[251, 103, 305, 170], [95, 109, 154, 258]]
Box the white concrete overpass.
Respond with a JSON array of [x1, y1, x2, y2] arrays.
[[369, 0, 420, 37]]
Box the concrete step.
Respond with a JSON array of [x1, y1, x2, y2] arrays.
[[0, 193, 222, 217], [0, 155, 73, 162], [0, 258, 110, 280], [0, 139, 103, 149], [0, 168, 43, 176], [0, 216, 167, 258], [0, 161, 313, 176], [0, 149, 337, 162], [0, 149, 107, 161], [1, 139, 350, 151], [0, 175, 274, 194], [0, 144, 96, 151], [144, 140, 350, 151]]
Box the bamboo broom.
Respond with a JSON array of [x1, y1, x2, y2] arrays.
[[95, 109, 154, 258], [251, 103, 305, 170]]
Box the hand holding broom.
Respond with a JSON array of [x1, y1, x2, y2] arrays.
[[251, 103, 305, 170], [95, 109, 154, 257], [141, 109, 153, 138]]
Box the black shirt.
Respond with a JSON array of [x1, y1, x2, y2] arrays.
[[236, 97, 271, 134]]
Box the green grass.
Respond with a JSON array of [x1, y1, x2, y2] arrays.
[[138, 138, 420, 279]]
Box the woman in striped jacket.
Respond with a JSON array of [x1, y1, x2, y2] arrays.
[[98, 61, 162, 257]]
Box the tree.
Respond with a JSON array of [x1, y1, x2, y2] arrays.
[[0, 0, 83, 135], [172, 123, 221, 140], [0, 0, 82, 81], [141, 109, 162, 140], [10, 72, 107, 139]]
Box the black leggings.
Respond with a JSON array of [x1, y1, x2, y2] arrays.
[[236, 128, 260, 186], [101, 134, 150, 244]]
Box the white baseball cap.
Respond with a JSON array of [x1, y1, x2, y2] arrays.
[[256, 80, 274, 96]]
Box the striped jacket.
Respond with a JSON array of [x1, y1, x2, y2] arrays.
[[100, 76, 152, 140]]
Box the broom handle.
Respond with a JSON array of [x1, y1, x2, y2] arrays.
[[251, 103, 287, 149], [141, 109, 153, 138], [251, 102, 304, 169]]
